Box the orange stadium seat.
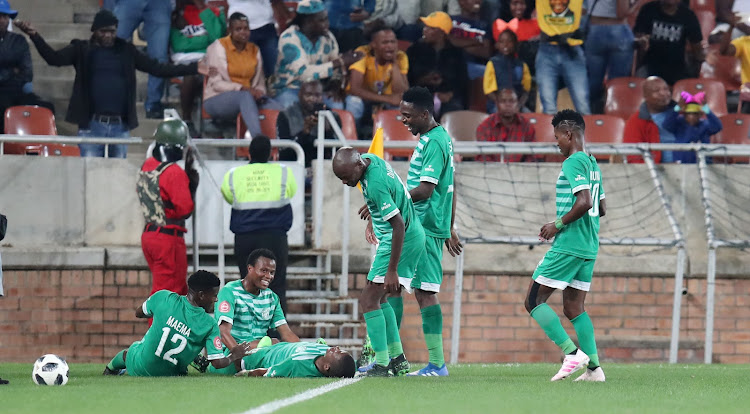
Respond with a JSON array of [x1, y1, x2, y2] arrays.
[[236, 109, 280, 159], [3, 106, 78, 156], [672, 78, 728, 116], [604, 77, 646, 120], [712, 114, 750, 163], [440, 110, 489, 141], [583, 114, 626, 162], [331, 109, 358, 141], [519, 112, 561, 162], [373, 109, 417, 159]]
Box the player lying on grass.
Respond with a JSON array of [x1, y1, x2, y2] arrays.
[[103, 270, 251, 376], [524, 109, 607, 382], [234, 340, 356, 378], [333, 147, 425, 377], [209, 248, 300, 375]]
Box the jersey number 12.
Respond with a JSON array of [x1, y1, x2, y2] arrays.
[[155, 327, 187, 365]]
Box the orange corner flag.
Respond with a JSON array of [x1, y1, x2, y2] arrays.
[[357, 128, 385, 191]]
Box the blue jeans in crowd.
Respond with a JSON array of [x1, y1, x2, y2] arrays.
[[585, 24, 634, 111], [114, 0, 172, 112], [252, 24, 280, 78], [535, 42, 591, 115], [78, 118, 130, 158], [275, 88, 365, 122]]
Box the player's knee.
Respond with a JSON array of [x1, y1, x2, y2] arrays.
[[563, 303, 583, 320]]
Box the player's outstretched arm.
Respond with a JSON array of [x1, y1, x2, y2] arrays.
[[384, 213, 405, 294], [210, 342, 253, 369]]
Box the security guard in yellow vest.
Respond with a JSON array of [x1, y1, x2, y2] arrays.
[[221, 135, 297, 312]]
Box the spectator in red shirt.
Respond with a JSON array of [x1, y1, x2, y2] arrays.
[[137, 119, 199, 296], [475, 88, 535, 162]]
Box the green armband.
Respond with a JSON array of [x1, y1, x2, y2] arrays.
[[554, 218, 565, 230]]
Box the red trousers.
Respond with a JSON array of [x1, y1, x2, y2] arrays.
[[141, 231, 188, 296]]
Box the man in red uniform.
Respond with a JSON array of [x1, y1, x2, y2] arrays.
[[137, 119, 199, 295]]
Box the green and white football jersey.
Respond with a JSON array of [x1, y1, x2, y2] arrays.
[[360, 153, 422, 242], [215, 280, 287, 343], [126, 290, 224, 377], [550, 151, 605, 260], [406, 125, 455, 238], [243, 342, 330, 377]]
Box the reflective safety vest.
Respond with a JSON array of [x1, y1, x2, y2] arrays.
[[221, 162, 298, 234]]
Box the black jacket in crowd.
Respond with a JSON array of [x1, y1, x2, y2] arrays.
[[28, 34, 197, 130]]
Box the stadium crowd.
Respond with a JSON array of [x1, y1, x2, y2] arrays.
[[1, 0, 749, 164]]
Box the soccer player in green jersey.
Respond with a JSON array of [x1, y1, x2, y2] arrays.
[[209, 248, 300, 375], [103, 271, 251, 376], [524, 109, 607, 382], [333, 147, 426, 376], [234, 341, 356, 378]]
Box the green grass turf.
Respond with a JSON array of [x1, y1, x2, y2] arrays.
[[2, 363, 749, 414]]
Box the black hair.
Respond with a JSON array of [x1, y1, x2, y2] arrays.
[[152, 143, 184, 163], [328, 353, 356, 378], [365, 20, 394, 42], [500, 0, 534, 21], [249, 135, 272, 162], [497, 29, 519, 55], [229, 12, 249, 25], [291, 12, 316, 29], [402, 86, 434, 115], [187, 270, 220, 292], [551, 109, 585, 133], [246, 248, 277, 268]]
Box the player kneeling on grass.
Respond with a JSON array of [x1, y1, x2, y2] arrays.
[[235, 340, 356, 378], [333, 147, 425, 377], [525, 110, 606, 382], [103, 271, 252, 376]]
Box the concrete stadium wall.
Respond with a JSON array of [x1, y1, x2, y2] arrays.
[[1, 263, 749, 364]]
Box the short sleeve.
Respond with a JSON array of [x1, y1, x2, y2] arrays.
[[215, 287, 236, 326], [562, 157, 590, 195], [397, 51, 409, 74], [205, 322, 225, 361], [419, 140, 446, 185], [271, 293, 287, 328], [367, 175, 401, 221], [731, 37, 747, 58], [143, 290, 171, 317], [349, 56, 367, 74]]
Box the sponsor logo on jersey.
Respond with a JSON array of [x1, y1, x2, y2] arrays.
[[213, 336, 223, 350], [575, 175, 585, 181], [262, 308, 272, 319], [381, 202, 391, 210], [425, 165, 434, 173], [219, 301, 230, 313]]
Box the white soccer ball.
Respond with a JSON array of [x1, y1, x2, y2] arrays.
[[32, 354, 69, 386]]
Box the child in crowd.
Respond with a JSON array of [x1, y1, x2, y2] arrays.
[[499, 0, 540, 75], [483, 27, 531, 113], [663, 91, 723, 164]]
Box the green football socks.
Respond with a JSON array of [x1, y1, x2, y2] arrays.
[[387, 296, 404, 328], [380, 302, 404, 358], [530, 303, 577, 355], [421, 304, 445, 366], [571, 312, 600, 368], [107, 350, 126, 371], [364, 309, 390, 366]]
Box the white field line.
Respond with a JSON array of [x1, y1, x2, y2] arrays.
[[239, 377, 363, 414]]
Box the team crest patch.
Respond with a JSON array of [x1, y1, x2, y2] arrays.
[[262, 308, 272, 319], [213, 336, 222, 350], [219, 301, 230, 313]]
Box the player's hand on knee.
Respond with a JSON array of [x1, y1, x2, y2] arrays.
[[358, 204, 371, 220], [384, 271, 401, 294]]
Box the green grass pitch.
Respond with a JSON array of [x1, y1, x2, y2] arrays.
[[2, 363, 750, 413]]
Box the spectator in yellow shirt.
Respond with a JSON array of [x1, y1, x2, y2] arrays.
[[348, 22, 409, 123], [719, 16, 750, 112]]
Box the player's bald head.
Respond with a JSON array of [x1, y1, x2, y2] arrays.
[[333, 147, 367, 187]]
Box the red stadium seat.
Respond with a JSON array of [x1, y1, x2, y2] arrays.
[[604, 77, 646, 120], [3, 106, 77, 156], [583, 115, 626, 162], [690, 0, 716, 13], [331, 108, 358, 141], [440, 110, 489, 142], [672, 78, 728, 116], [236, 109, 280, 159], [398, 40, 412, 52], [373, 109, 417, 159], [519, 112, 561, 162], [702, 55, 742, 93], [712, 114, 750, 163], [468, 77, 488, 112]]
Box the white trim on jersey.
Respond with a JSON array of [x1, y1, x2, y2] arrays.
[[571, 184, 589, 194], [382, 208, 400, 221], [218, 315, 234, 325], [420, 176, 439, 184]]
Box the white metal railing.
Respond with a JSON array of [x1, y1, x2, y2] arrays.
[[0, 134, 144, 158]]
